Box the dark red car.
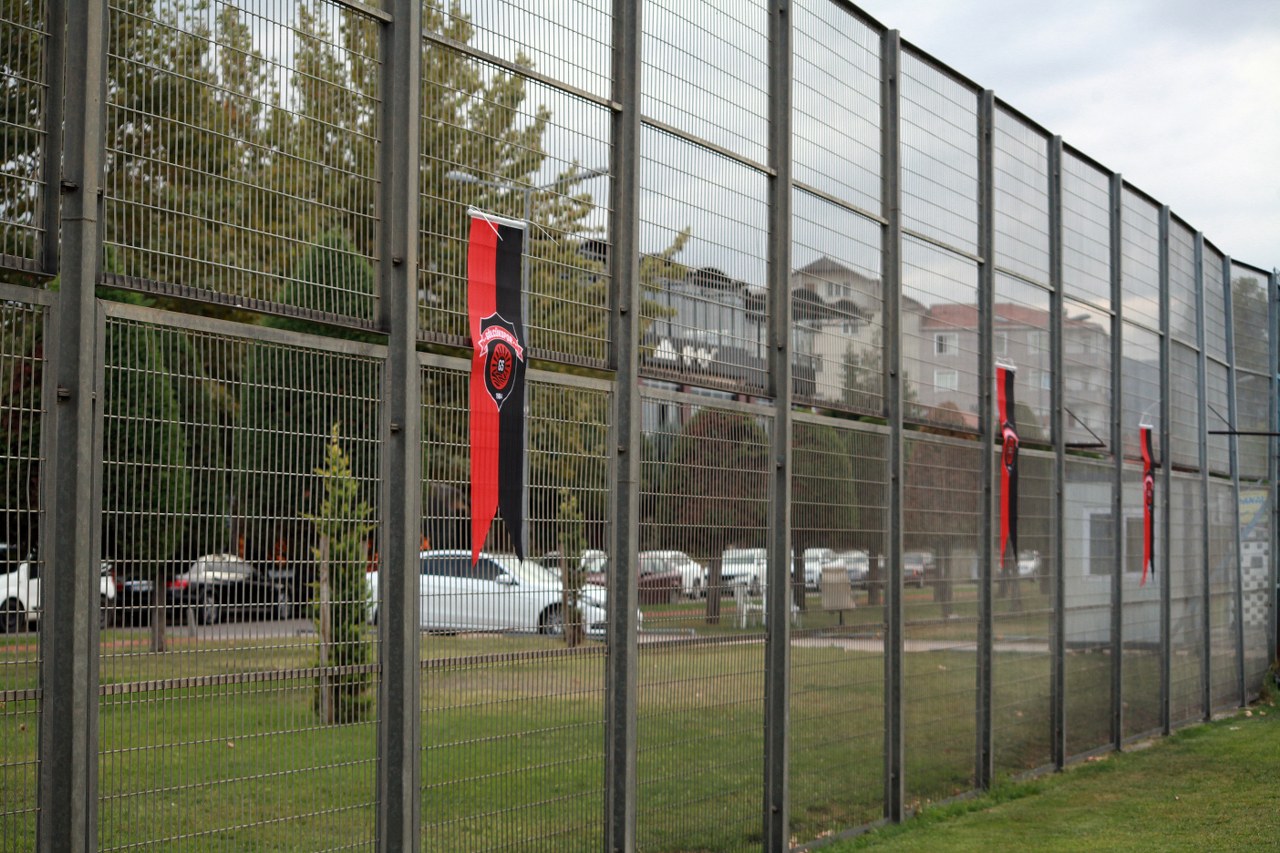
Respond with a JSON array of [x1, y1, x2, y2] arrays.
[[586, 554, 682, 605]]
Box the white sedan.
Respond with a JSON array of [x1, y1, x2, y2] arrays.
[[366, 550, 608, 637]]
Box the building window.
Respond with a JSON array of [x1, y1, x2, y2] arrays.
[[994, 331, 1009, 355], [1028, 330, 1048, 353], [1086, 511, 1151, 578], [935, 332, 957, 356], [934, 369, 959, 392]]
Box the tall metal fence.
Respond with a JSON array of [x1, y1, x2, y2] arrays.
[[0, 1, 1276, 851]]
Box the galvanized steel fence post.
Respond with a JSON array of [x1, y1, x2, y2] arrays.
[[764, 2, 794, 848], [1109, 171, 1125, 750], [975, 89, 996, 791], [1159, 205, 1174, 735], [1048, 136, 1068, 770], [37, 1, 108, 849], [1222, 254, 1247, 708], [1271, 268, 1279, 666], [1195, 232, 1213, 720], [377, 0, 423, 848], [880, 28, 905, 823], [605, 0, 643, 848]]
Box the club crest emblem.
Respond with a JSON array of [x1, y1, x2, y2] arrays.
[[475, 312, 524, 410], [1001, 423, 1019, 472]]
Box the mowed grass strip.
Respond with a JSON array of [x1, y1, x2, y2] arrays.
[[828, 697, 1280, 852]]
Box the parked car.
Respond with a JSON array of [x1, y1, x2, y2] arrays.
[[112, 571, 156, 626], [165, 554, 290, 625], [367, 550, 608, 637], [903, 551, 932, 588], [803, 548, 838, 590], [719, 548, 795, 594], [1017, 550, 1041, 578], [586, 554, 682, 605], [836, 550, 871, 588], [639, 550, 707, 597], [0, 557, 117, 632]]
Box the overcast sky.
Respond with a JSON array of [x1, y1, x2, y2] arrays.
[[856, 0, 1279, 271]]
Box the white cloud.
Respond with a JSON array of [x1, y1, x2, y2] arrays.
[[858, 0, 1280, 268]]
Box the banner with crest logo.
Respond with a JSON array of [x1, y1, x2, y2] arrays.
[[997, 364, 1019, 569], [468, 209, 528, 564]]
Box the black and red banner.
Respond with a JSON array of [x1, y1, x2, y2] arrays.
[[468, 210, 528, 565], [1141, 425, 1154, 586], [997, 365, 1019, 569]]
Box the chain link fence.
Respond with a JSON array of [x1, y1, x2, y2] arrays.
[[0, 1, 1275, 850]]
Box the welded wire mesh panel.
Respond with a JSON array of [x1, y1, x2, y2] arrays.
[[1062, 298, 1111, 453], [1238, 479, 1271, 698], [1206, 479, 1239, 711], [1235, 369, 1270, 480], [418, 37, 613, 364], [1169, 342, 1201, 471], [1062, 457, 1114, 758], [993, 108, 1049, 286], [638, 128, 770, 394], [994, 274, 1051, 442], [636, 391, 770, 851], [1168, 220, 1199, 348], [425, 0, 612, 99], [792, 0, 880, 214], [1120, 461, 1161, 740], [992, 449, 1054, 775], [1061, 152, 1112, 312], [788, 418, 887, 841], [641, 0, 768, 165], [97, 315, 382, 851], [1230, 264, 1271, 479], [0, 1, 48, 271], [902, 434, 980, 805], [1168, 471, 1205, 727], [1202, 246, 1228, 364], [102, 1, 382, 323], [791, 190, 884, 414], [1229, 264, 1270, 376], [1119, 188, 1160, 332], [418, 361, 610, 852], [899, 52, 978, 255], [1121, 323, 1160, 462], [1205, 360, 1230, 476], [902, 238, 979, 429], [0, 298, 44, 848]]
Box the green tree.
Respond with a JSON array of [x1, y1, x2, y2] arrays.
[[790, 421, 861, 608], [649, 408, 770, 624], [307, 424, 375, 724], [0, 0, 48, 261]]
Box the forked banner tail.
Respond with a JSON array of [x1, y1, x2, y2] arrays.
[[1141, 425, 1154, 585], [997, 365, 1019, 569], [468, 210, 528, 565]]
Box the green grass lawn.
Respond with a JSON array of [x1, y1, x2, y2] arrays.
[[826, 700, 1280, 852], [0, 595, 1234, 851]]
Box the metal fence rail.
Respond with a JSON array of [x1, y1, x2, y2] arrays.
[[0, 1, 1275, 851]]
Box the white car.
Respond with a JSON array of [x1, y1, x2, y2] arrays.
[[836, 550, 871, 587], [367, 551, 608, 637], [802, 548, 838, 590], [719, 548, 795, 594], [640, 550, 707, 597], [0, 557, 117, 632]]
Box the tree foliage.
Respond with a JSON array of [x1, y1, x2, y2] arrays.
[[306, 424, 375, 724]]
